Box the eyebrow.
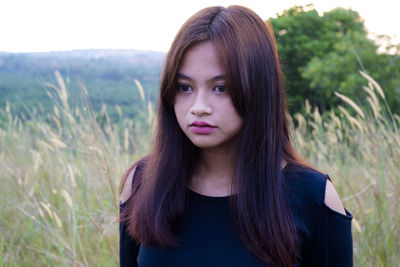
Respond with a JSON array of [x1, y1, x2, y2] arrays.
[[176, 73, 225, 84]]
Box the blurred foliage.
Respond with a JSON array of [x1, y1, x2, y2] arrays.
[[269, 5, 400, 115], [0, 50, 164, 122]]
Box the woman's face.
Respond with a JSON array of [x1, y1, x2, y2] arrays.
[[174, 42, 243, 151]]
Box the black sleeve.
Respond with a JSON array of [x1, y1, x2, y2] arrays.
[[309, 196, 354, 266], [119, 202, 140, 267]]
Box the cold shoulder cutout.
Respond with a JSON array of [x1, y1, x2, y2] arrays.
[[120, 167, 136, 204], [324, 180, 346, 215], [119, 162, 144, 267]]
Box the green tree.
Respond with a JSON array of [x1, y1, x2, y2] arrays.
[[269, 5, 400, 114]]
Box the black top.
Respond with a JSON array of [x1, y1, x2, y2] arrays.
[[119, 167, 353, 267]]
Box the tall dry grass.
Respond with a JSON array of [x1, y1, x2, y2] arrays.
[[292, 71, 400, 266], [0, 71, 153, 266], [0, 70, 398, 266]]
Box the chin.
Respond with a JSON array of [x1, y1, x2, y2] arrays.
[[189, 137, 235, 151], [190, 140, 218, 149], [187, 136, 217, 148]]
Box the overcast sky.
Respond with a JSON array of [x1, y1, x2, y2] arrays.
[[0, 0, 398, 53]]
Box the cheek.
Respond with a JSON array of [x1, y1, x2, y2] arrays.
[[173, 100, 186, 128], [230, 114, 243, 133], [216, 99, 243, 134], [228, 107, 243, 133], [224, 99, 242, 121]]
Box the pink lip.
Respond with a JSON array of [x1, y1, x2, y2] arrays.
[[189, 121, 216, 134]]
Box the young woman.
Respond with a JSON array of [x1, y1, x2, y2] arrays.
[[119, 5, 353, 267]]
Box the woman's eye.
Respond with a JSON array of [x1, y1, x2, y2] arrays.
[[214, 84, 227, 93], [177, 84, 193, 92]]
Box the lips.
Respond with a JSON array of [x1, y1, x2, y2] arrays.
[[190, 121, 215, 127], [189, 121, 216, 134]]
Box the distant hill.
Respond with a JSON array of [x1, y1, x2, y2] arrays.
[[0, 49, 165, 120], [22, 49, 164, 58]]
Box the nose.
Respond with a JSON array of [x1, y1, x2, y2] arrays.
[[190, 90, 212, 116]]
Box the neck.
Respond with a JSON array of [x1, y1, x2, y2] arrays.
[[189, 146, 237, 196], [199, 147, 236, 176]]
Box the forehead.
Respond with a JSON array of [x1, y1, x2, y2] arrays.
[[178, 42, 224, 78]]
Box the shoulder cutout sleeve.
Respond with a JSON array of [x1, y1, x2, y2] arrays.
[[121, 167, 136, 204], [309, 175, 353, 266], [119, 203, 140, 267], [324, 180, 346, 215], [119, 162, 143, 267]]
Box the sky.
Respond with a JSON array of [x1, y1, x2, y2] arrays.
[[0, 0, 398, 53]]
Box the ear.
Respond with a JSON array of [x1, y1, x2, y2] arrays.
[[324, 180, 346, 215]]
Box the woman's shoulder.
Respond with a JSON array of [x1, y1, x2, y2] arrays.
[[120, 167, 137, 204], [284, 166, 353, 265], [120, 157, 147, 205], [283, 166, 346, 216], [283, 166, 328, 203]]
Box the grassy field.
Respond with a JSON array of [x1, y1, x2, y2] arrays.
[[0, 71, 399, 266]]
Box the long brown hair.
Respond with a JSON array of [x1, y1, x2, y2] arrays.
[[121, 5, 310, 267]]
